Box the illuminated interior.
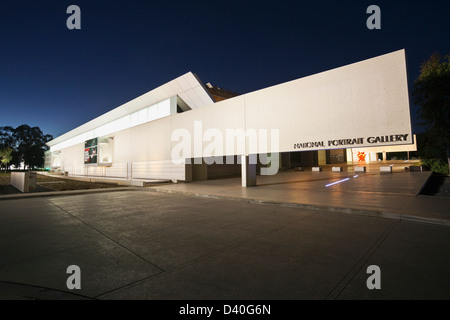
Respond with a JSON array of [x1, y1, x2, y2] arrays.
[[98, 137, 114, 165], [50, 97, 176, 152]]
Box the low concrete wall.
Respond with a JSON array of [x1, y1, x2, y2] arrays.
[[36, 172, 170, 187], [11, 172, 37, 193], [11, 172, 27, 192]]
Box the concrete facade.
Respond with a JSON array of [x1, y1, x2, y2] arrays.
[[47, 50, 414, 186]]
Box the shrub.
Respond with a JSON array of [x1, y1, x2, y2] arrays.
[[421, 158, 449, 175]]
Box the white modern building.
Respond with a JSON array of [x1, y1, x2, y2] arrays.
[[46, 49, 415, 187]]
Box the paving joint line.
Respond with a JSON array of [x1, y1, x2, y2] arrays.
[[324, 219, 400, 300], [146, 187, 450, 227], [0, 280, 94, 300], [46, 199, 165, 274], [95, 225, 287, 299], [0, 187, 141, 201]]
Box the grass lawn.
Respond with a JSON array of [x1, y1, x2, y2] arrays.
[[0, 172, 122, 195]]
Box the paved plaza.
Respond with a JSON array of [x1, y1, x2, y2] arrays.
[[0, 169, 449, 299]]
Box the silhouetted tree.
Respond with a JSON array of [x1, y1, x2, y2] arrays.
[[0, 125, 53, 170], [0, 126, 14, 148], [413, 53, 450, 174]]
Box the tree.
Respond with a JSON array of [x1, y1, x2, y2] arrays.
[[0, 147, 13, 172], [14, 125, 53, 169], [0, 126, 14, 148], [413, 53, 450, 174], [0, 125, 53, 170]]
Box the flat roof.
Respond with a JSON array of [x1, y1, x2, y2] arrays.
[[47, 72, 214, 146]]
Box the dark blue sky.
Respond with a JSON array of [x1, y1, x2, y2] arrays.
[[1, 0, 449, 138]]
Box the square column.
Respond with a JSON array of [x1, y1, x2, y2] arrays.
[[318, 150, 327, 165], [192, 157, 208, 181], [346, 149, 353, 164], [241, 154, 256, 187]]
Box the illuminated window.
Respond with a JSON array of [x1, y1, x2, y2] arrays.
[[98, 137, 113, 165]]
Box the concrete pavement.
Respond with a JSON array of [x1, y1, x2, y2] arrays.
[[0, 168, 449, 299], [150, 170, 450, 226], [0, 188, 449, 299]]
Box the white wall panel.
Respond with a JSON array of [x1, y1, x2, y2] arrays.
[[132, 160, 185, 180], [170, 50, 412, 157], [105, 163, 128, 178], [51, 50, 413, 181], [171, 95, 247, 158], [244, 50, 412, 152], [88, 166, 103, 177]]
